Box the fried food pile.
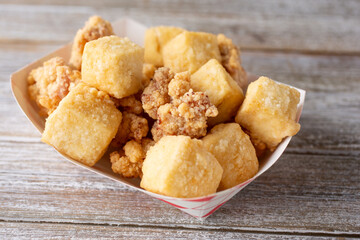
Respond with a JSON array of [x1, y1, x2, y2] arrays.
[[29, 16, 301, 198]]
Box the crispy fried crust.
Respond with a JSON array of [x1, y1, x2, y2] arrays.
[[141, 67, 174, 119], [152, 89, 218, 141], [110, 138, 155, 178], [111, 112, 149, 148], [167, 71, 191, 99], [142, 63, 157, 88], [69, 16, 114, 70], [217, 34, 247, 90], [142, 68, 218, 141], [27, 57, 81, 116], [235, 77, 301, 152], [111, 95, 143, 115]]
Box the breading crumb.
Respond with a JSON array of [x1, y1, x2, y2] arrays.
[[168, 71, 191, 99], [110, 138, 155, 178]]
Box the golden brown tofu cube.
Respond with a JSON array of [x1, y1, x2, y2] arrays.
[[41, 83, 122, 166], [162, 31, 221, 74], [82, 36, 144, 98], [202, 123, 258, 190], [144, 26, 184, 67], [191, 59, 244, 126], [235, 76, 301, 151], [69, 16, 114, 70], [140, 136, 223, 198]]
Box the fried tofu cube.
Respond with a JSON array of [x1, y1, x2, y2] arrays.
[[140, 136, 223, 198], [69, 16, 114, 70], [202, 123, 258, 190], [41, 83, 122, 166], [191, 59, 244, 126], [82, 36, 144, 98], [235, 76, 301, 151], [144, 26, 184, 67], [162, 31, 221, 74]]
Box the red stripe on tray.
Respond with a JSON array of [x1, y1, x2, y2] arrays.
[[185, 195, 215, 202], [201, 202, 227, 218], [156, 198, 187, 209], [184, 179, 253, 203], [191, 188, 235, 210]]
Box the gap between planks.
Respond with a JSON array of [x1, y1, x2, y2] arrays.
[[1, 2, 359, 54], [0, 219, 359, 238], [2, 39, 360, 57]]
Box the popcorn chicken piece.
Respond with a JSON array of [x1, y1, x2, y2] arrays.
[[141, 67, 174, 119], [69, 16, 114, 70], [144, 26, 184, 67], [141, 136, 223, 198], [112, 95, 143, 115], [167, 71, 191, 99], [235, 77, 301, 151], [82, 36, 144, 98], [110, 138, 155, 178], [110, 149, 142, 178], [217, 34, 247, 90], [191, 59, 244, 126], [27, 57, 81, 116], [202, 123, 258, 190], [111, 112, 149, 148], [151, 89, 218, 141], [42, 83, 122, 166], [163, 31, 221, 74]]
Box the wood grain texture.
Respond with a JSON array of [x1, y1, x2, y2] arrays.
[[1, 1, 360, 54], [0, 0, 359, 238], [0, 222, 338, 240], [0, 140, 359, 235]]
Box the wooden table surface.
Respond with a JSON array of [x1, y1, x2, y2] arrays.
[[1, 1, 359, 239]]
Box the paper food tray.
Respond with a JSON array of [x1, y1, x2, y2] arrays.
[[10, 18, 306, 219]]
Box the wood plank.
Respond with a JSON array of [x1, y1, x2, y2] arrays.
[[0, 1, 359, 53], [0, 222, 341, 240], [1, 43, 359, 155], [0, 140, 359, 234]]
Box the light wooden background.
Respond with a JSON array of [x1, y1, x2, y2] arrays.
[[1, 1, 359, 239]]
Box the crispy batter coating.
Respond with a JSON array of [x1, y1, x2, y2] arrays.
[[28, 57, 81, 116], [152, 89, 218, 141], [250, 135, 267, 157], [142, 63, 157, 88], [111, 112, 149, 147], [110, 138, 155, 178], [41, 82, 122, 166], [111, 95, 143, 115], [168, 71, 191, 99], [235, 77, 301, 152], [217, 34, 247, 90], [141, 67, 174, 119], [69, 16, 114, 70]]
